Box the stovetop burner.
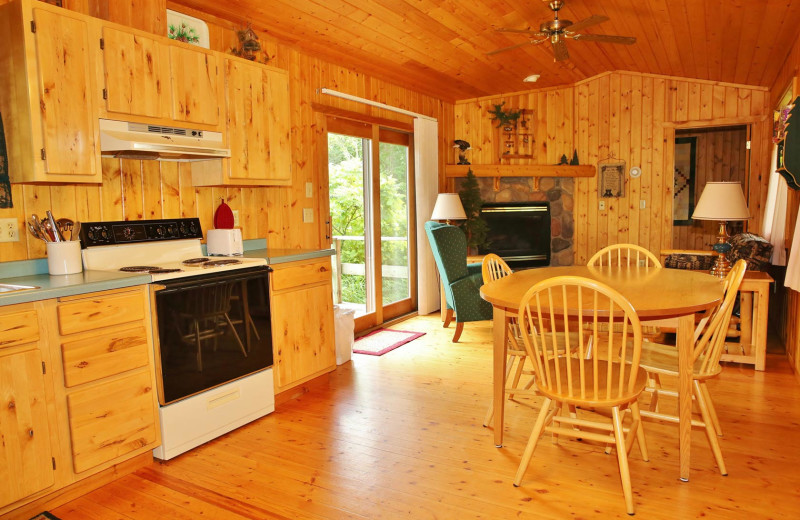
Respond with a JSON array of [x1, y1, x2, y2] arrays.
[[204, 259, 242, 267], [120, 266, 160, 273], [119, 266, 184, 274], [182, 257, 210, 265]]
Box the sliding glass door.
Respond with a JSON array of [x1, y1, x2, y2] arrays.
[[327, 119, 415, 332]]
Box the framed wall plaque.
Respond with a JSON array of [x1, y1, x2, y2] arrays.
[[599, 159, 625, 198], [673, 136, 697, 225]]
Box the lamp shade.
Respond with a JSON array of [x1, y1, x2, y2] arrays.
[[431, 193, 467, 221], [692, 182, 750, 221]]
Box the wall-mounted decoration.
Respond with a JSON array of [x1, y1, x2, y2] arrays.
[[167, 9, 210, 49], [598, 159, 625, 198], [488, 102, 532, 161], [0, 113, 12, 208], [630, 166, 642, 178], [673, 137, 697, 225], [777, 97, 800, 190], [453, 140, 471, 165]]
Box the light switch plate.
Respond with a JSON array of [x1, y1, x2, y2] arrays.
[[232, 210, 240, 227], [305, 182, 313, 198], [639, 200, 646, 209], [303, 208, 314, 223], [599, 200, 606, 211]]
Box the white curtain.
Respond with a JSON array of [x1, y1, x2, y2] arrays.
[[414, 118, 440, 315], [762, 144, 788, 265]]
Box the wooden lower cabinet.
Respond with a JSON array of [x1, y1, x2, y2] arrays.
[[0, 305, 54, 510], [0, 285, 161, 517], [270, 258, 336, 394]]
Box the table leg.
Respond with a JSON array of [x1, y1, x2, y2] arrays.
[[754, 288, 769, 371], [493, 306, 508, 447], [676, 313, 694, 482]]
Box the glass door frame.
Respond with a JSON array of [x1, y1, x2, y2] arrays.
[[322, 114, 417, 333]]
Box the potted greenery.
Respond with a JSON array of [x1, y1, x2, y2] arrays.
[[458, 169, 489, 254], [488, 102, 522, 129]]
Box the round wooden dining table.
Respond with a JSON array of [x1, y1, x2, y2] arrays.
[[480, 265, 723, 482]]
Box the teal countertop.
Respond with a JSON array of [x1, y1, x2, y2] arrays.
[[245, 247, 335, 265], [0, 269, 151, 306], [0, 239, 333, 306]]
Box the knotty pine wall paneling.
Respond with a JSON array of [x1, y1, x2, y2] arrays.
[[0, 0, 453, 261], [454, 71, 770, 264]]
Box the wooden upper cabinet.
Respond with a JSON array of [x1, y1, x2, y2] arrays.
[[0, 0, 101, 182], [191, 58, 292, 186], [99, 26, 171, 120], [169, 45, 220, 126]]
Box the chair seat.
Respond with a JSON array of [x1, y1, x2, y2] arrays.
[[537, 360, 649, 407], [630, 342, 722, 379]]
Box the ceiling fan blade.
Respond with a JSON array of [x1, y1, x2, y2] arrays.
[[574, 33, 636, 45], [487, 41, 535, 56], [565, 14, 609, 34], [496, 28, 547, 36], [551, 39, 569, 62]]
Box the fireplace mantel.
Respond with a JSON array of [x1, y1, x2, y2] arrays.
[[445, 164, 596, 178]]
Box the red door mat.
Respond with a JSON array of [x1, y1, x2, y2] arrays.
[[353, 329, 426, 356]]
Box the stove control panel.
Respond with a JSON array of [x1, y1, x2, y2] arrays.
[[79, 218, 204, 247]]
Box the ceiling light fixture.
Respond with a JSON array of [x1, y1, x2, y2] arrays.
[[523, 74, 540, 83]]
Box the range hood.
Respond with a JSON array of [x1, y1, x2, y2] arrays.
[[99, 118, 231, 161]]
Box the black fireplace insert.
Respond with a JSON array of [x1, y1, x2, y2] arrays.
[[478, 202, 550, 269]]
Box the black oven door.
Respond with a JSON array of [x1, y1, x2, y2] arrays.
[[153, 266, 273, 405]]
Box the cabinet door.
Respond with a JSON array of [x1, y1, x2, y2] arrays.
[[100, 26, 171, 119], [262, 68, 292, 182], [0, 350, 54, 507], [32, 8, 99, 178], [169, 45, 219, 126], [66, 370, 157, 473], [271, 283, 335, 390], [226, 59, 269, 181]]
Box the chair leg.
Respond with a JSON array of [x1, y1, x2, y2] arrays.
[[699, 381, 722, 436], [629, 401, 649, 462], [507, 354, 525, 399], [693, 380, 727, 476], [224, 313, 248, 358], [514, 397, 553, 487], [611, 406, 636, 515], [452, 321, 464, 342], [648, 373, 662, 412], [443, 308, 454, 328]]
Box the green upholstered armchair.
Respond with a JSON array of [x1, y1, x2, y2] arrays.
[[425, 221, 493, 342]]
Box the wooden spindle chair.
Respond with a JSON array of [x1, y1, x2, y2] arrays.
[[635, 259, 747, 475], [480, 254, 536, 426], [514, 276, 649, 515], [588, 243, 662, 268]]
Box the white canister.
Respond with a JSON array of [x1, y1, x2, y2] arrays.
[[46, 241, 83, 275]]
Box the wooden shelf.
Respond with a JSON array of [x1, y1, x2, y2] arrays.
[[445, 164, 596, 178]]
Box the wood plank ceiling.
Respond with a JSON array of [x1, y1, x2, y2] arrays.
[[169, 0, 800, 101]]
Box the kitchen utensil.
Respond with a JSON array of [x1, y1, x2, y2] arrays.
[[31, 214, 53, 242], [57, 218, 75, 241], [213, 199, 235, 229], [72, 221, 81, 241], [40, 217, 56, 242], [26, 218, 48, 242], [46, 210, 64, 242]]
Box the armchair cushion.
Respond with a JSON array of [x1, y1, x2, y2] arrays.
[[727, 233, 773, 271], [664, 252, 715, 271]]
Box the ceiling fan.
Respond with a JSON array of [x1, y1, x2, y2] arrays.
[[488, 0, 636, 62]]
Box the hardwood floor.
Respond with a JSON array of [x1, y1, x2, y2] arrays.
[[51, 314, 800, 519]]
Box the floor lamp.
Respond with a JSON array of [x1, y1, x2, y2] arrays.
[[691, 181, 751, 277]]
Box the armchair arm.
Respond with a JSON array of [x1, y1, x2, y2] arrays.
[[448, 272, 494, 323]]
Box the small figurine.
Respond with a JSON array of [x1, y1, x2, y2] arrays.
[[558, 154, 569, 165], [570, 149, 579, 165], [453, 139, 471, 165]]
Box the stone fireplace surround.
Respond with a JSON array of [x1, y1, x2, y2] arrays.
[[454, 176, 575, 266]]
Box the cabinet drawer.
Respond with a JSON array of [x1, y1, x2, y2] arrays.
[[61, 325, 150, 387], [271, 259, 332, 291], [57, 290, 145, 336], [0, 310, 39, 349], [66, 370, 157, 473]]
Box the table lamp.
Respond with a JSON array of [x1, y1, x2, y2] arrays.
[[431, 193, 467, 225], [691, 181, 750, 277]]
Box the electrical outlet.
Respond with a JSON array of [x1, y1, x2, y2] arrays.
[[305, 182, 313, 198], [598, 200, 606, 211], [232, 210, 240, 227], [0, 218, 19, 242], [303, 208, 314, 223]]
